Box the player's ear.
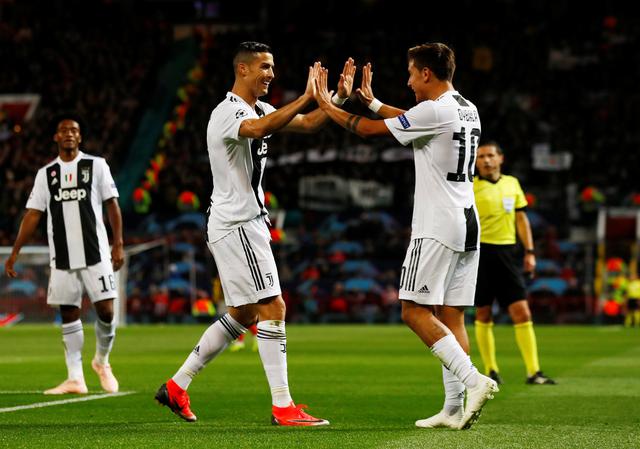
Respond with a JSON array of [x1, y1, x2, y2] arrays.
[[422, 67, 431, 83], [237, 62, 248, 77]]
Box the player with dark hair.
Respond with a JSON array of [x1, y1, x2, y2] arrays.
[[155, 41, 356, 425], [5, 114, 123, 395], [473, 142, 555, 385], [313, 43, 498, 430]]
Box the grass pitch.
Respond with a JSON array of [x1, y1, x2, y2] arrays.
[[1, 324, 639, 448]]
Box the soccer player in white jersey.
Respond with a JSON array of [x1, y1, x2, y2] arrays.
[[155, 42, 356, 425], [4, 114, 123, 395], [313, 43, 499, 430]]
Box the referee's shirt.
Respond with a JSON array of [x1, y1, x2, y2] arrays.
[[473, 174, 527, 244]]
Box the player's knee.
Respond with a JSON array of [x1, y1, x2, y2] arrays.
[[60, 305, 81, 323], [95, 300, 114, 323]]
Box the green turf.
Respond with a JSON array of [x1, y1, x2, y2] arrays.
[[1, 324, 639, 448]]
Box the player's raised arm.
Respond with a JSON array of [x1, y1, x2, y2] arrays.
[[4, 209, 43, 278], [314, 67, 391, 138], [239, 62, 321, 139], [356, 63, 406, 118], [284, 57, 356, 133]]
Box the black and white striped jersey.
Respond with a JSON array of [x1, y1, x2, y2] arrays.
[[384, 90, 481, 252], [26, 151, 119, 270], [205, 92, 276, 243]]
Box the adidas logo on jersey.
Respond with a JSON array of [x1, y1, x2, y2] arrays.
[[193, 345, 200, 355], [418, 285, 430, 294], [53, 187, 87, 202]]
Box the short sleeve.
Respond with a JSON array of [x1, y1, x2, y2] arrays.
[[219, 102, 254, 142], [383, 101, 444, 146], [25, 169, 48, 211], [514, 178, 528, 209], [98, 158, 119, 201]]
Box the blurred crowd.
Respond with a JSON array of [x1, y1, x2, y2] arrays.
[[2, 1, 637, 323]]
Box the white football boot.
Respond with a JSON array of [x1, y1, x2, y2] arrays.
[[416, 408, 463, 429], [458, 373, 499, 429], [92, 358, 119, 393], [44, 378, 88, 395]]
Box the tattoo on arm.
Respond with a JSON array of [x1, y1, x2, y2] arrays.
[[345, 114, 362, 134]]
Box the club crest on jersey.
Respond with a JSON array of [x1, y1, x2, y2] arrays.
[[398, 114, 411, 129], [265, 272, 274, 287], [236, 109, 248, 119], [81, 167, 91, 183]]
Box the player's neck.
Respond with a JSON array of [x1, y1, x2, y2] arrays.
[[231, 83, 258, 107], [428, 81, 454, 101], [59, 148, 79, 162]]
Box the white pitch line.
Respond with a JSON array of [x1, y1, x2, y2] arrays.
[[0, 391, 135, 413], [0, 391, 102, 394]]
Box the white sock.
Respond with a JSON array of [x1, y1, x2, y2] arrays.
[[62, 320, 84, 381], [257, 320, 293, 407], [431, 334, 479, 388], [442, 365, 465, 415], [172, 314, 247, 390], [94, 318, 115, 365]]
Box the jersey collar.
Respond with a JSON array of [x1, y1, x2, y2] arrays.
[[435, 90, 458, 102], [57, 151, 84, 164]]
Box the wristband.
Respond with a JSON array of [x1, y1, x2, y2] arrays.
[[331, 94, 347, 106], [368, 98, 383, 113], [525, 248, 535, 255]]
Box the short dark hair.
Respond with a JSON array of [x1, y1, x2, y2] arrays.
[[233, 41, 272, 69], [51, 112, 88, 137], [479, 141, 503, 154], [407, 43, 456, 82]]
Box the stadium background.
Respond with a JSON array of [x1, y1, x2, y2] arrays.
[[1, 0, 638, 326]]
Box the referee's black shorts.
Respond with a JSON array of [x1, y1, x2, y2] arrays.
[[475, 243, 527, 308]]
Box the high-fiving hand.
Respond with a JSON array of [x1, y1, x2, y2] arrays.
[[355, 62, 375, 106], [305, 61, 323, 98], [313, 66, 333, 109], [337, 57, 356, 99]]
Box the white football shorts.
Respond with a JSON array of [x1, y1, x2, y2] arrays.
[[207, 216, 281, 307], [47, 259, 118, 307], [398, 238, 479, 306]]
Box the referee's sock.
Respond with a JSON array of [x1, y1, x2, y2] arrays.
[[172, 314, 247, 390], [475, 321, 499, 375], [514, 321, 540, 377]]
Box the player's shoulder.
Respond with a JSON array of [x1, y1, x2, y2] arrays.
[[211, 92, 252, 120], [256, 99, 275, 115]]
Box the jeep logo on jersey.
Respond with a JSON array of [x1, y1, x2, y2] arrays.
[[53, 187, 88, 202]]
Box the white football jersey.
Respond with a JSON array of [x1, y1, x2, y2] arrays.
[[206, 92, 276, 242], [26, 151, 119, 269], [384, 90, 481, 252]]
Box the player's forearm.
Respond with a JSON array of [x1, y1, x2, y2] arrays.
[[295, 108, 331, 133], [11, 210, 42, 256], [516, 211, 534, 250], [247, 94, 313, 138], [105, 199, 124, 247], [319, 103, 385, 138], [376, 103, 406, 119]]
